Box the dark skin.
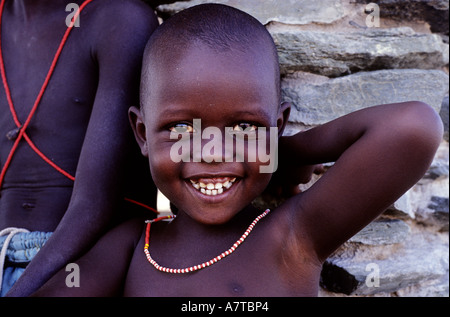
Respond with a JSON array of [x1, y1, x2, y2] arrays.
[[34, 42, 443, 297], [1, 0, 158, 296]]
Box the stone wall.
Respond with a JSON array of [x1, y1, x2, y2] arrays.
[[145, 0, 449, 297]]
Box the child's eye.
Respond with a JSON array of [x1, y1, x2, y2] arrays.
[[169, 123, 195, 134], [232, 123, 258, 133]]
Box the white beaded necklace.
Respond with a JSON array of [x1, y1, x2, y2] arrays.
[[144, 209, 270, 274]]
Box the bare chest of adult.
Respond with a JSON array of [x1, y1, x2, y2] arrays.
[[0, 1, 97, 229]]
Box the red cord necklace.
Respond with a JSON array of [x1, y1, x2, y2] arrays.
[[144, 209, 271, 273]]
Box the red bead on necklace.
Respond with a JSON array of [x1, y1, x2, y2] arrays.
[[144, 209, 270, 274]]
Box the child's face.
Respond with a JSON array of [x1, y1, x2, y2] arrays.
[[137, 44, 285, 224]]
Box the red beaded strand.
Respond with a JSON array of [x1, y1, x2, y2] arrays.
[[144, 209, 270, 274]]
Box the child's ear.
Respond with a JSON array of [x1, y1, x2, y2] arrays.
[[276, 102, 291, 137], [128, 106, 149, 157]]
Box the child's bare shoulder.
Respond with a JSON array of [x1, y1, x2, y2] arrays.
[[33, 216, 146, 296], [107, 216, 147, 245], [74, 216, 146, 274]]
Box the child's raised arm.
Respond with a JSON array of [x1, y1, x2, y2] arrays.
[[281, 101, 443, 263]]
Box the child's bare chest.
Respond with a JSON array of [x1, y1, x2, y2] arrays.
[[124, 221, 321, 297]]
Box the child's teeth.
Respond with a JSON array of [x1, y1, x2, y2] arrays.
[[190, 178, 237, 196]]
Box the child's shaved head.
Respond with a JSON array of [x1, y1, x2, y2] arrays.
[[140, 3, 281, 111]]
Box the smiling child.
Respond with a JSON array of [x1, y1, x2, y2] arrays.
[[33, 3, 443, 297]]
